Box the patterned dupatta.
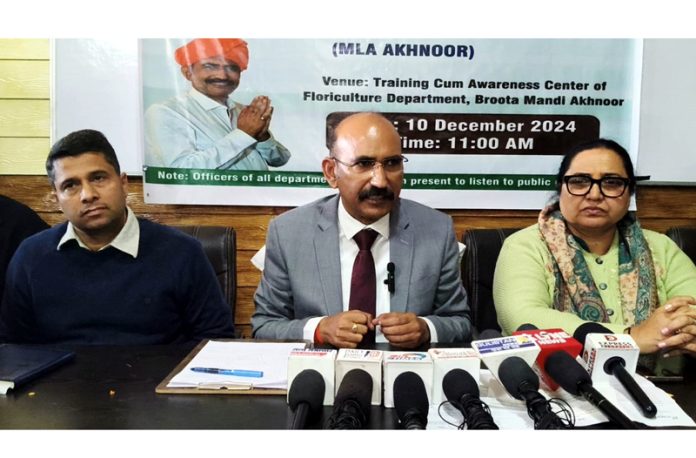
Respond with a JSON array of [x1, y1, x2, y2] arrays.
[[537, 207, 658, 326]]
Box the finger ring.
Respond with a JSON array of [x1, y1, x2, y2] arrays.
[[351, 323, 358, 333]]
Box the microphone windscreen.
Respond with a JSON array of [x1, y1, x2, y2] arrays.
[[443, 368, 479, 402], [478, 329, 503, 340], [288, 369, 325, 413], [335, 369, 373, 413], [516, 323, 539, 332], [393, 371, 429, 420], [498, 356, 539, 400], [544, 351, 591, 396], [573, 322, 613, 346]]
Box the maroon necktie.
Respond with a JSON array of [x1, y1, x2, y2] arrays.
[[349, 228, 378, 345]]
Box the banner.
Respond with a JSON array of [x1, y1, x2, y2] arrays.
[[141, 39, 641, 208]]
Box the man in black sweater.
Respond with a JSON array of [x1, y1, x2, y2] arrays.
[[0, 129, 235, 344], [0, 195, 49, 300]]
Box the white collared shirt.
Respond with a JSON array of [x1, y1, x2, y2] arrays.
[[57, 207, 140, 258], [303, 199, 437, 343]]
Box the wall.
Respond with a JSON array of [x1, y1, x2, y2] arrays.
[[0, 39, 50, 174]]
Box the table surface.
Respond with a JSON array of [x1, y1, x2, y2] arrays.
[[1, 343, 694, 429]]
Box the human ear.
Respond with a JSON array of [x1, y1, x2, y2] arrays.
[[180, 66, 193, 82], [321, 157, 338, 188]]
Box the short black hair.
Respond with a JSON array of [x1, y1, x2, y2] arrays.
[[46, 129, 121, 186], [551, 138, 636, 205]]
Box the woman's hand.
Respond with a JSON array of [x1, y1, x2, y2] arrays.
[[629, 296, 696, 354]]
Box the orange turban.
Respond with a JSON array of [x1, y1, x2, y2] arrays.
[[174, 38, 249, 71]]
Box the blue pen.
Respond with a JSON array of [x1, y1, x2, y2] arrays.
[[191, 367, 264, 378]]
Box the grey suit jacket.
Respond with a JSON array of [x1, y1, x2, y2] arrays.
[[251, 195, 472, 342]]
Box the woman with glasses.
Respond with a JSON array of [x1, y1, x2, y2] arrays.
[[493, 139, 696, 356]]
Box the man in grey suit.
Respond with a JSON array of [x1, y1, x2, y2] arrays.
[[252, 112, 471, 348]]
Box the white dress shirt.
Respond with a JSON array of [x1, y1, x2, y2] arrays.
[[58, 207, 140, 258]]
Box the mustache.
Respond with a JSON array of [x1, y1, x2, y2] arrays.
[[358, 186, 395, 201]]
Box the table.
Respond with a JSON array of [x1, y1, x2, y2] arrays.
[[1, 344, 693, 429], [0, 344, 395, 429]]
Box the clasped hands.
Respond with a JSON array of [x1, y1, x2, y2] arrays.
[[316, 310, 430, 349], [630, 295, 696, 356], [235, 95, 273, 141]]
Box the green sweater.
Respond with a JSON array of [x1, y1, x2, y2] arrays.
[[493, 224, 696, 336]]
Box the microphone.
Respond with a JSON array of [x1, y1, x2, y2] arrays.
[[287, 369, 325, 429], [513, 323, 582, 390], [393, 371, 429, 430], [573, 322, 657, 418], [384, 261, 395, 293], [442, 369, 499, 429], [544, 351, 638, 429], [497, 356, 574, 429], [326, 369, 373, 429]]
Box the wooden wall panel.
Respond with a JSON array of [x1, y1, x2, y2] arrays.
[[0, 39, 49, 60], [2, 174, 696, 337], [0, 100, 50, 137], [0, 39, 50, 175], [0, 61, 50, 99], [0, 138, 50, 172]]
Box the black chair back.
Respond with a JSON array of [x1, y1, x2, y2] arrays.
[[460, 228, 520, 334], [666, 227, 696, 265], [175, 226, 236, 319]]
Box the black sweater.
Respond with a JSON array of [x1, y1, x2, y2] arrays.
[[0, 219, 234, 344]]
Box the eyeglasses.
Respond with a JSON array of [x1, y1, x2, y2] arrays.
[[331, 155, 408, 174], [562, 175, 631, 198]]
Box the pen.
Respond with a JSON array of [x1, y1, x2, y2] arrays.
[[191, 367, 264, 378]]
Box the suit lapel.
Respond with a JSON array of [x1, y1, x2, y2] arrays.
[[314, 195, 344, 315], [389, 200, 413, 313]]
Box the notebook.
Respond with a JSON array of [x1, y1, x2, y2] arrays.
[[0, 344, 75, 395]]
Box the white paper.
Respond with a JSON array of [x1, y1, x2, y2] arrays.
[[167, 341, 305, 390], [428, 370, 696, 429]]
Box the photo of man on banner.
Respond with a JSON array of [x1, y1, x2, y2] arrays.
[[144, 38, 291, 170]]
